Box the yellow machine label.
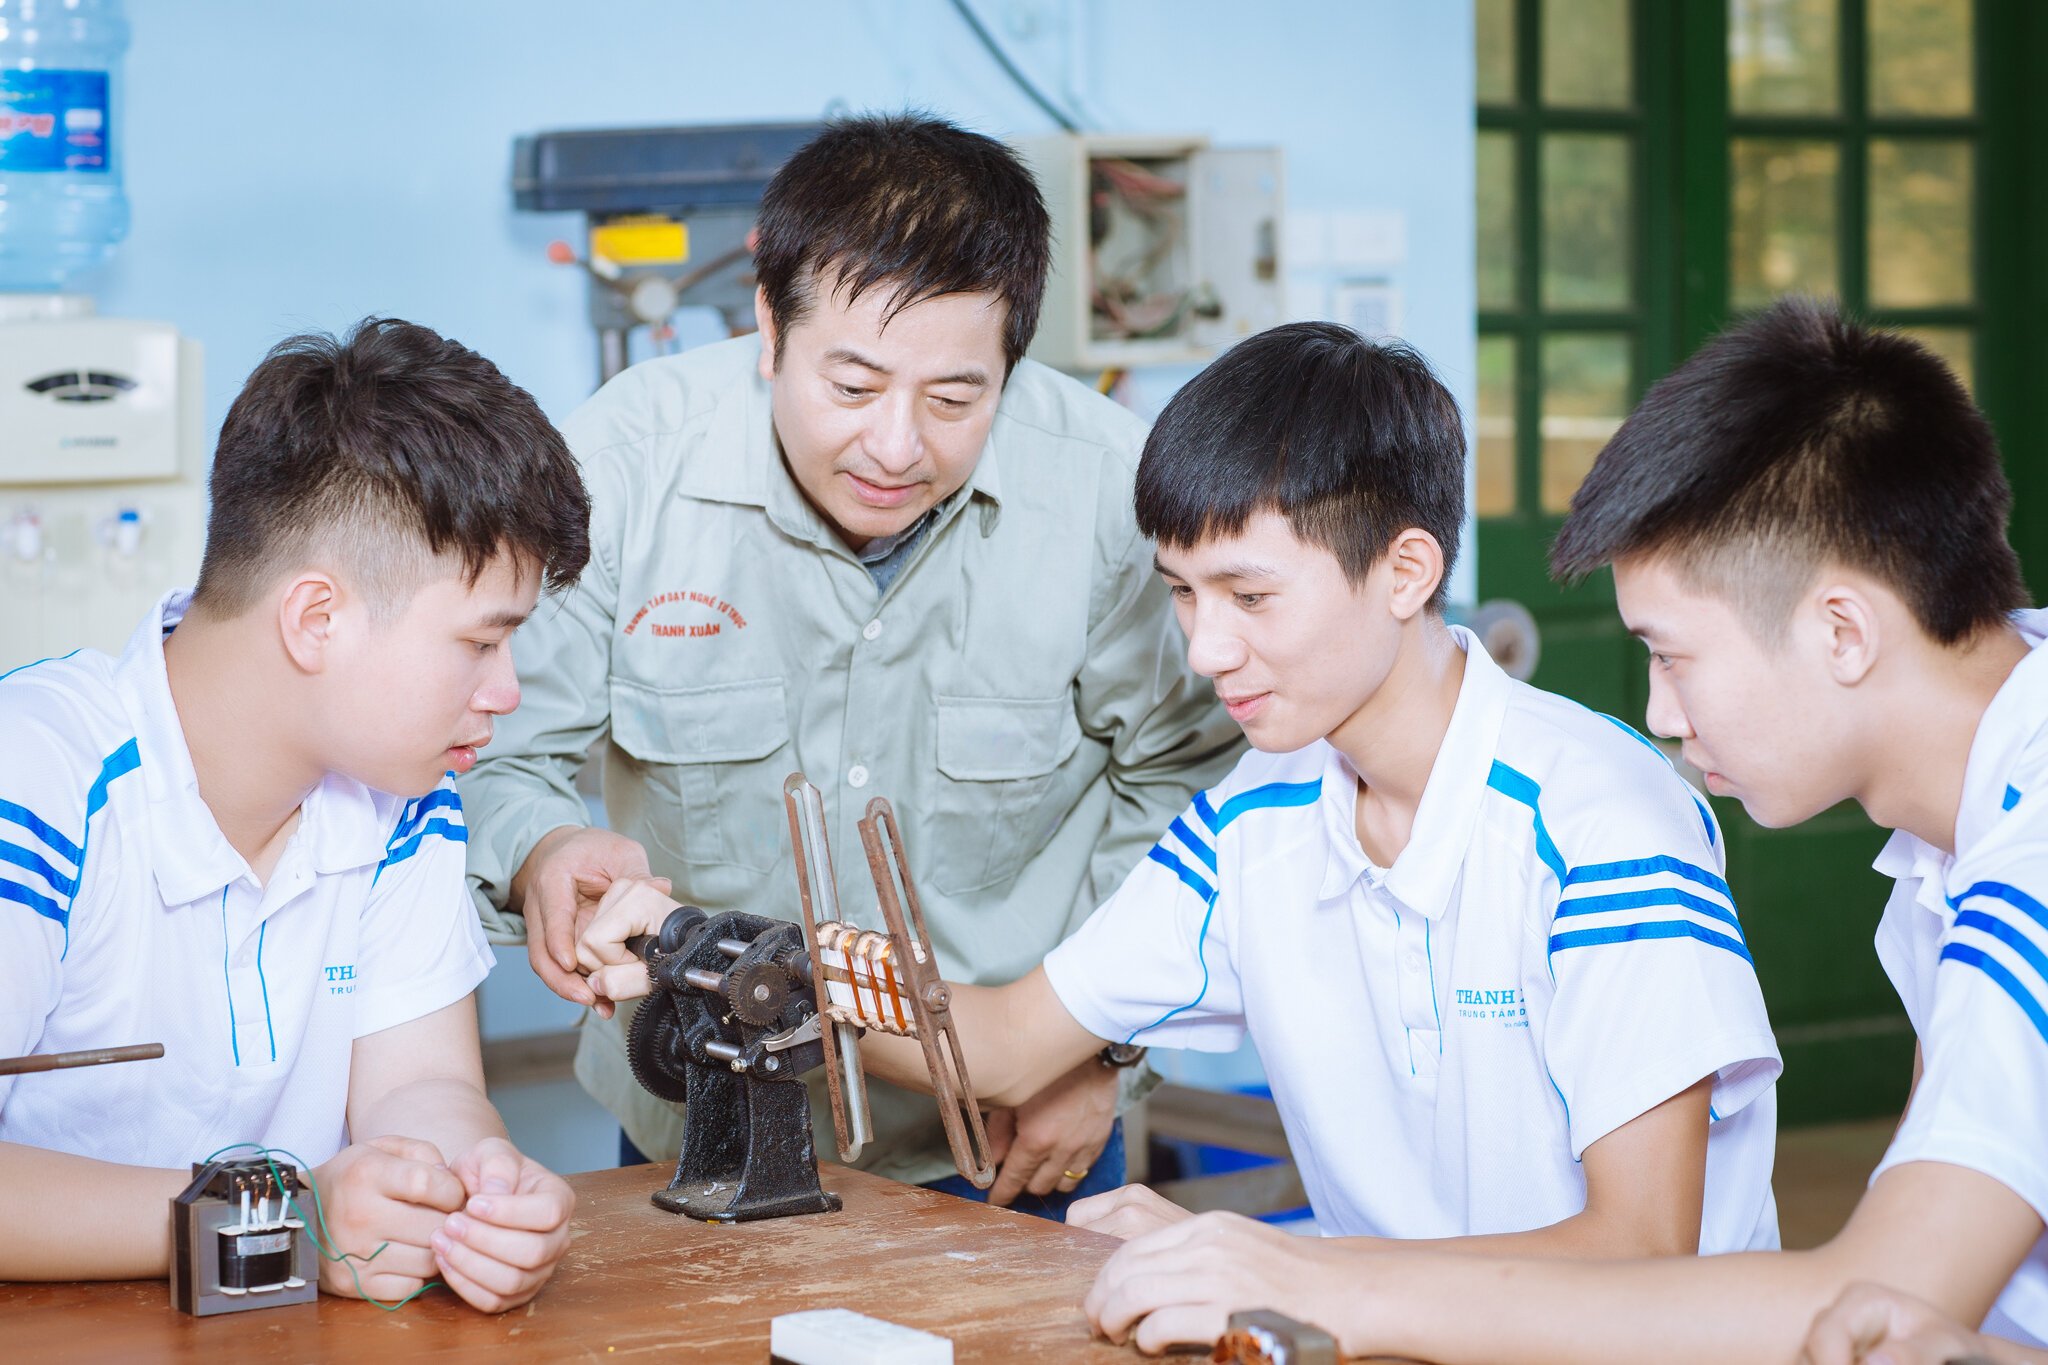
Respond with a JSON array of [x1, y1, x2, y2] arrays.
[[590, 216, 689, 266]]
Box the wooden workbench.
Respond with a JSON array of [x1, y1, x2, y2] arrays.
[[0, 1163, 1137, 1362]]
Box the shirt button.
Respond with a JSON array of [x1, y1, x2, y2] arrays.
[[861, 619, 882, 641], [1404, 951, 1425, 974], [848, 764, 870, 788]]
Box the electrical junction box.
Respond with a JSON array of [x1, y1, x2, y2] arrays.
[[1015, 133, 1285, 372], [0, 310, 205, 674]]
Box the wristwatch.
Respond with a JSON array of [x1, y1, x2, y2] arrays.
[[1097, 1042, 1147, 1069]]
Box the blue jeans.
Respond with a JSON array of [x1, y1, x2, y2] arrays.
[[622, 1119, 1128, 1224]]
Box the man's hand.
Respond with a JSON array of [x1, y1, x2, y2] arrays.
[[310, 1136, 467, 1303], [1802, 1282, 2035, 1365], [514, 826, 665, 1015], [1083, 1209, 1354, 1356], [984, 1057, 1118, 1207], [429, 1136, 578, 1313], [1068, 1182, 1193, 1240]]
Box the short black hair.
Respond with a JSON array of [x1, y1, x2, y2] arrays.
[[1135, 321, 1466, 608], [1551, 296, 2026, 644], [192, 317, 590, 617], [753, 111, 1051, 373]]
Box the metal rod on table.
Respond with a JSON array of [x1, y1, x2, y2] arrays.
[[0, 1043, 164, 1076]]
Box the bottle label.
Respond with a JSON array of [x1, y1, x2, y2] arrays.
[[0, 70, 111, 172]]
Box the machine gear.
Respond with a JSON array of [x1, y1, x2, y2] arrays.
[[625, 995, 691, 1104], [722, 959, 793, 1027]]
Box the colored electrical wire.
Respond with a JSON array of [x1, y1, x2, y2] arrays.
[[201, 1142, 442, 1311], [947, 0, 1082, 131]]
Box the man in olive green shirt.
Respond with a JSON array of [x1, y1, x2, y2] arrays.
[[460, 114, 1240, 1206]]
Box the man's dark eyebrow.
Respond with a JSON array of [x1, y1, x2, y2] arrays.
[[823, 346, 988, 389], [823, 346, 889, 375]]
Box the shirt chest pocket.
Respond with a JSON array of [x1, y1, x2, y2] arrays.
[[609, 676, 793, 875], [922, 694, 1082, 895]]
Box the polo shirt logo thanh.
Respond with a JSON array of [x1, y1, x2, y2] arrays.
[[622, 590, 749, 640], [1455, 985, 1528, 1026], [323, 964, 355, 995]]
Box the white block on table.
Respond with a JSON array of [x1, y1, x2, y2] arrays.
[[769, 1307, 953, 1365]]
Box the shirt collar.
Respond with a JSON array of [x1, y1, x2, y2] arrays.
[[680, 336, 1005, 545], [1872, 827, 1953, 920], [1318, 625, 1511, 920], [112, 589, 391, 907], [1951, 608, 2048, 858], [855, 509, 935, 565], [1868, 608, 2048, 919]]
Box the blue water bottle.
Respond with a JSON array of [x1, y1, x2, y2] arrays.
[[0, 0, 129, 291]]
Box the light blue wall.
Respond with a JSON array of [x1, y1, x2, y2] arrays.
[[94, 0, 1474, 494], [86, 0, 1473, 1119]]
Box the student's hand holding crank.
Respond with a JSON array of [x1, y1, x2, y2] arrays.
[[575, 875, 688, 1008], [515, 826, 668, 1016], [430, 1136, 577, 1313]]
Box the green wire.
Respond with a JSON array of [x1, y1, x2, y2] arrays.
[[199, 1142, 442, 1312]]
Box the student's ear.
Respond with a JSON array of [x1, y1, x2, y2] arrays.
[[1811, 580, 1881, 686], [754, 287, 778, 382], [1385, 528, 1446, 622], [277, 573, 343, 675]]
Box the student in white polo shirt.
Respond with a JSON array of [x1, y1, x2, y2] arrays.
[[0, 319, 588, 1312], [578, 323, 1782, 1283], [1070, 301, 2048, 1362]]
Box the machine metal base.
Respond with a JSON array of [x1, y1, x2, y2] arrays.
[[652, 1178, 841, 1223]]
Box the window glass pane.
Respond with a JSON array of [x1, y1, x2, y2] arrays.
[[1542, 133, 1633, 310], [1893, 325, 1974, 393], [1729, 0, 1840, 115], [1870, 0, 1973, 116], [1477, 336, 1518, 517], [1731, 139, 1840, 309], [1869, 139, 1972, 307], [1478, 0, 1517, 105], [1543, 0, 1632, 108], [1478, 132, 1518, 312], [1541, 334, 1631, 514]]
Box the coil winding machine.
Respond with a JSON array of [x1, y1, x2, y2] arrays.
[[623, 774, 995, 1222]]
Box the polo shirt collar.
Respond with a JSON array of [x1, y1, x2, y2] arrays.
[[1952, 608, 2048, 858], [680, 336, 1006, 546], [1870, 607, 2048, 919], [1319, 625, 1511, 919], [113, 590, 390, 908], [1872, 827, 1951, 921]]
